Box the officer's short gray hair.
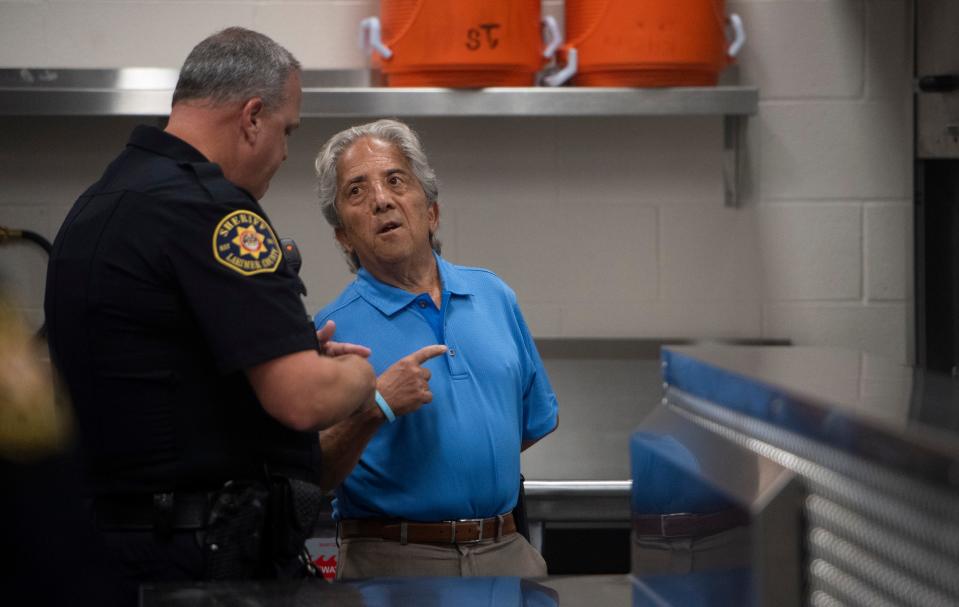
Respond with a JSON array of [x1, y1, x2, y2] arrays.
[[172, 27, 300, 111], [315, 119, 440, 272]]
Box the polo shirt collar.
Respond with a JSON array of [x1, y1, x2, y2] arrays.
[[354, 253, 473, 316], [127, 124, 209, 164]]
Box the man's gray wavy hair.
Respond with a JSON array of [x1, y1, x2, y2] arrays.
[[172, 27, 300, 111], [315, 119, 441, 272]]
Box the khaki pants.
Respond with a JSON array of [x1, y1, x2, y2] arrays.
[[336, 532, 548, 579], [631, 526, 750, 577]]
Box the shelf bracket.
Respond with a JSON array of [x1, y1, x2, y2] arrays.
[[723, 115, 745, 208]]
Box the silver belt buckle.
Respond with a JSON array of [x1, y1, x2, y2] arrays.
[[452, 518, 485, 544], [661, 512, 693, 536]]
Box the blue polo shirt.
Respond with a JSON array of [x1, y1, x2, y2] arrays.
[[314, 254, 558, 521]]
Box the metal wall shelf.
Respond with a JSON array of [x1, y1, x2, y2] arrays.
[[1, 68, 757, 117], [1, 68, 757, 204]]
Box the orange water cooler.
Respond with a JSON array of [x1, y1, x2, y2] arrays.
[[544, 0, 745, 87], [359, 0, 561, 87]]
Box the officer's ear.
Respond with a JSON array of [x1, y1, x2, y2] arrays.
[[240, 97, 265, 143]]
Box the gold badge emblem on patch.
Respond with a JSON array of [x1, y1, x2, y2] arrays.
[[213, 210, 283, 276]]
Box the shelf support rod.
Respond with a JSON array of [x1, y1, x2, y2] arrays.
[[723, 115, 745, 207]]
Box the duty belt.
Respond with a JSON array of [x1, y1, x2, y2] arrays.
[[340, 513, 517, 545], [92, 492, 210, 535]]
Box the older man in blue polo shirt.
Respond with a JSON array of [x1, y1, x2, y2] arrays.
[[313, 119, 559, 579]]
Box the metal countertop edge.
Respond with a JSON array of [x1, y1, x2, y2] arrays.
[[524, 480, 632, 496]]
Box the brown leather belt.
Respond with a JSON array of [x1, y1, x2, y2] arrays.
[[340, 513, 516, 545], [632, 509, 749, 539]]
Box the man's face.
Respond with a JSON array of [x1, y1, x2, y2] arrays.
[[243, 71, 302, 200], [334, 137, 438, 272]]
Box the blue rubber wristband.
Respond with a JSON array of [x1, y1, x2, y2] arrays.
[[374, 390, 396, 423]]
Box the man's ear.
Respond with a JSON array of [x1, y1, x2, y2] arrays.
[[240, 97, 264, 143], [428, 200, 440, 233], [334, 226, 352, 255]]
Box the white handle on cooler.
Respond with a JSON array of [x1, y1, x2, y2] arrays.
[[542, 47, 578, 87], [359, 16, 393, 59], [727, 13, 745, 58], [541, 16, 562, 59]]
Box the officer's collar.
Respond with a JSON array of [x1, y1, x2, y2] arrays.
[[127, 125, 209, 164], [354, 253, 473, 316]]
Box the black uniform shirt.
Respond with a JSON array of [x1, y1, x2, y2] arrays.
[[44, 125, 320, 494]]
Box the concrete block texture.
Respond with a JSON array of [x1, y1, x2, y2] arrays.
[[562, 299, 762, 339], [513, 302, 563, 337], [864, 201, 911, 302], [43, 2, 256, 68], [729, 0, 865, 100], [0, 3, 46, 67], [454, 198, 659, 307], [420, 117, 560, 207], [758, 202, 862, 301], [253, 1, 375, 70], [659, 205, 762, 303], [865, 0, 911, 101], [758, 101, 910, 200], [554, 117, 724, 206], [764, 302, 909, 363]]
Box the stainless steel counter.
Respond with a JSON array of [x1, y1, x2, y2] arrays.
[[641, 344, 959, 606], [662, 344, 959, 488], [142, 574, 635, 606], [141, 572, 760, 606]]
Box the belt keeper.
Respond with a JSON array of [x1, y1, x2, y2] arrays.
[[495, 514, 504, 541], [400, 521, 408, 545]]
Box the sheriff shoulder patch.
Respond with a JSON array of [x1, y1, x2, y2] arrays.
[[212, 210, 283, 276]]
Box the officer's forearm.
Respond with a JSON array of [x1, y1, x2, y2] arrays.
[[318, 402, 385, 492], [247, 350, 376, 432]]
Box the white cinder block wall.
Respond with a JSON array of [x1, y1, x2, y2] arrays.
[[0, 0, 914, 363]]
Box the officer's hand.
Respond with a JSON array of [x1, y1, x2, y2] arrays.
[[376, 345, 447, 418], [316, 320, 371, 358]]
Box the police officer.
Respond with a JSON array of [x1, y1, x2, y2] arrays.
[[43, 28, 382, 604]]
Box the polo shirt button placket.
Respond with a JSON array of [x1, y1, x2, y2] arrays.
[[445, 342, 467, 377]]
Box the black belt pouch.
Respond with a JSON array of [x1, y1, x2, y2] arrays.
[[201, 480, 271, 580], [201, 477, 324, 580], [265, 477, 324, 579]]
